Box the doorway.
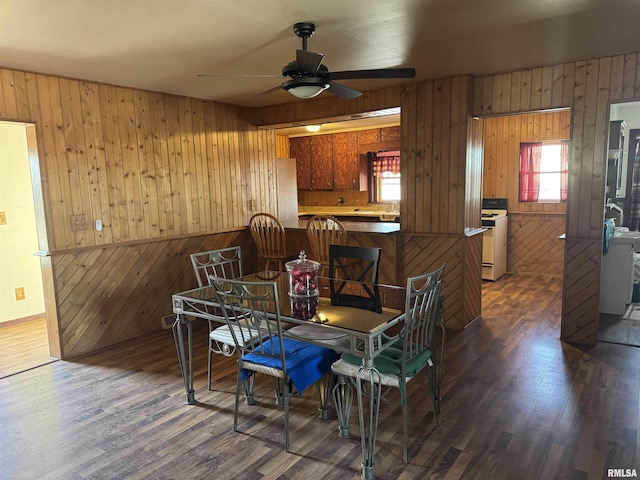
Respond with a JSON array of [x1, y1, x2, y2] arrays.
[[598, 101, 640, 347], [0, 121, 58, 376]]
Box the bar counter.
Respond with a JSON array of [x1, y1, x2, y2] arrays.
[[282, 219, 399, 285], [280, 219, 400, 234]]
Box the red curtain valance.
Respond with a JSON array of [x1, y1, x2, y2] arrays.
[[372, 151, 400, 175]]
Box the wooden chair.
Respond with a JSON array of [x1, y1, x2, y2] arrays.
[[210, 277, 338, 452], [249, 213, 296, 271], [331, 263, 446, 463], [306, 215, 347, 275]]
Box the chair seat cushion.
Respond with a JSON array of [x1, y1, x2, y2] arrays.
[[210, 324, 263, 347], [337, 340, 432, 378], [242, 337, 339, 394]]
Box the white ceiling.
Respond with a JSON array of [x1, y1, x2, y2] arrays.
[[2, 0, 640, 111]]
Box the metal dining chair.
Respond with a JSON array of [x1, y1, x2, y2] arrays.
[[249, 212, 297, 271], [331, 263, 446, 463], [210, 277, 339, 452], [305, 215, 347, 275], [190, 246, 263, 390]]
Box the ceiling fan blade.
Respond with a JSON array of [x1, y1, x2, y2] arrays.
[[296, 49, 324, 74], [329, 67, 416, 81], [197, 73, 284, 78], [327, 81, 362, 100], [244, 84, 283, 99]]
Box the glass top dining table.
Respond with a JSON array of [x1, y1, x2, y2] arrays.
[[171, 270, 407, 480]]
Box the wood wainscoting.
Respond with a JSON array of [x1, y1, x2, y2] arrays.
[[52, 229, 256, 358], [508, 212, 565, 277]]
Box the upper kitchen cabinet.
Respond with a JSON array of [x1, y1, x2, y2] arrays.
[[290, 125, 400, 191], [311, 136, 334, 190], [291, 136, 312, 190], [290, 135, 334, 190], [333, 131, 359, 190]]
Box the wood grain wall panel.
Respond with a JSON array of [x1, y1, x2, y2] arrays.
[[349, 232, 398, 285], [0, 68, 278, 251], [508, 214, 565, 276], [401, 76, 471, 235], [276, 135, 290, 159], [473, 52, 640, 345], [463, 233, 483, 326], [398, 234, 469, 330], [482, 111, 571, 215], [52, 229, 256, 357], [561, 239, 601, 344]]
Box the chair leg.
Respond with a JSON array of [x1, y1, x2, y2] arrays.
[[399, 381, 409, 463], [332, 374, 353, 438], [283, 377, 291, 452], [234, 363, 243, 432], [207, 348, 213, 390], [429, 360, 439, 425], [272, 377, 286, 405], [242, 371, 255, 405], [316, 373, 332, 420]]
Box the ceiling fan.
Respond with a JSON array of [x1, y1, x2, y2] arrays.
[[198, 22, 416, 100]]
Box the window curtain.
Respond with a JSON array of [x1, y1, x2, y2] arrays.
[[519, 141, 569, 202], [519, 143, 542, 202], [560, 140, 569, 202], [372, 150, 400, 176]]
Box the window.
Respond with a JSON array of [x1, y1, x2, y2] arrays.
[[371, 151, 400, 203], [519, 141, 569, 202], [378, 172, 401, 201]]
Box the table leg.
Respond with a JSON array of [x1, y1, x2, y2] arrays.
[[172, 314, 196, 405], [356, 360, 382, 480], [317, 373, 332, 420], [332, 374, 353, 438]]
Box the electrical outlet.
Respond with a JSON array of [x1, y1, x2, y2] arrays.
[[0, 212, 6, 225], [15, 287, 25, 301]]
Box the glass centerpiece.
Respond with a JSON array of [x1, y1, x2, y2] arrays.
[[286, 250, 320, 320]]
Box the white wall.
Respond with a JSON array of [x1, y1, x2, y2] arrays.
[[0, 122, 45, 322]]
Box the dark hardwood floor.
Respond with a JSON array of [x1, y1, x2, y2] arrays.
[[1, 274, 638, 479]]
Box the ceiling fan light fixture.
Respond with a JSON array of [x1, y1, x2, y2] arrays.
[[283, 77, 329, 99]]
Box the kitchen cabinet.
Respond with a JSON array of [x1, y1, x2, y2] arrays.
[[333, 131, 360, 190], [290, 125, 400, 191], [290, 136, 312, 189], [310, 136, 334, 190]]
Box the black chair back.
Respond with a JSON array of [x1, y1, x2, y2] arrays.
[[328, 244, 382, 312]]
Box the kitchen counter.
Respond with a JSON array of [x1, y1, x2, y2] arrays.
[[298, 206, 399, 222], [281, 219, 399, 234], [610, 231, 640, 246]]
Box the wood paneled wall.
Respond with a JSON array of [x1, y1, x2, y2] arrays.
[[474, 53, 640, 345], [0, 68, 278, 251], [483, 111, 571, 213], [0, 68, 276, 357], [483, 111, 570, 276]]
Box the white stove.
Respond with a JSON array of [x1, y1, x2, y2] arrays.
[[481, 198, 508, 281]]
